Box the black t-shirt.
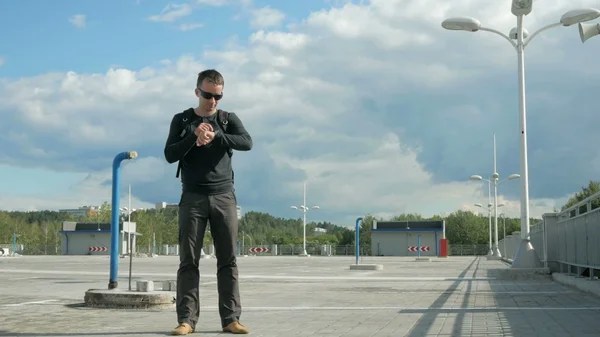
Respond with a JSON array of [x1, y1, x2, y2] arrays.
[[163, 108, 253, 195]]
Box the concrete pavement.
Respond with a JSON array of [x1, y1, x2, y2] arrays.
[[1, 255, 600, 336]]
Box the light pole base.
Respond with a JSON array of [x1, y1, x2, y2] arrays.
[[487, 249, 494, 256], [493, 247, 502, 258], [298, 251, 310, 257], [511, 239, 543, 269]]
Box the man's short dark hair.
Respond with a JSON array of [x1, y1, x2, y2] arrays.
[[197, 69, 224, 88]]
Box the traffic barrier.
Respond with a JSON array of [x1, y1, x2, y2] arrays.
[[408, 246, 430, 252], [248, 247, 269, 253], [89, 246, 108, 252]]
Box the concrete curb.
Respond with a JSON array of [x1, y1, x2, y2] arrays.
[[84, 288, 175, 309], [552, 273, 600, 299], [349, 264, 383, 270], [84, 280, 177, 309]]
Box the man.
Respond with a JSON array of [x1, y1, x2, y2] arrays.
[[163, 69, 253, 335]]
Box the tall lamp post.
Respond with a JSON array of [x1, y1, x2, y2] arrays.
[[442, 3, 600, 268], [474, 202, 505, 256], [291, 181, 320, 257], [471, 174, 519, 259], [499, 213, 507, 257], [470, 134, 519, 258]]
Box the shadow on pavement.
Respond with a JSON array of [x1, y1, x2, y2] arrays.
[[399, 256, 479, 336]]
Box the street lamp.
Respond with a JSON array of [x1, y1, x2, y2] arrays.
[[291, 181, 319, 257], [474, 202, 505, 256], [500, 213, 507, 257], [471, 173, 519, 259], [469, 134, 520, 258], [443, 4, 599, 268]]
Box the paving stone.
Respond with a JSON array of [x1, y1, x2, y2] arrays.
[[1, 256, 600, 336]]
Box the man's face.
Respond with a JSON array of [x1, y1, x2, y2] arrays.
[[195, 79, 223, 113]]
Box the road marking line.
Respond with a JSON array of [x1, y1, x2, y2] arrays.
[[0, 269, 496, 281], [1, 300, 59, 307], [198, 306, 600, 311]]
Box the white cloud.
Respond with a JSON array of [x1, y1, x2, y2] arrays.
[[249, 31, 310, 51], [148, 3, 193, 22], [2, 0, 599, 223], [196, 0, 229, 5], [69, 14, 86, 29], [179, 23, 203, 31], [250, 6, 285, 28]]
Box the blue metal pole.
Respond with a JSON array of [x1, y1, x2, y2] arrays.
[[109, 151, 138, 289], [355, 217, 363, 265], [12, 232, 16, 255], [417, 235, 421, 258]]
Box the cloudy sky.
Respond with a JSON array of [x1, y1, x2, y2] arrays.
[[1, 0, 599, 226]]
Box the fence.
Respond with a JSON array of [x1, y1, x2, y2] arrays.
[[499, 190, 600, 279], [6, 242, 490, 257]]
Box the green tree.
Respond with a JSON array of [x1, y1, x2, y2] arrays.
[[561, 180, 600, 214]]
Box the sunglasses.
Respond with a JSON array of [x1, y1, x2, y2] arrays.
[[198, 89, 223, 101]]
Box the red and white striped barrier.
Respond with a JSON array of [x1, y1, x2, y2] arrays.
[[408, 246, 430, 252], [89, 246, 108, 252], [248, 247, 269, 253]]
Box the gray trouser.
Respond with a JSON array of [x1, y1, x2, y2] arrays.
[[176, 189, 241, 329]]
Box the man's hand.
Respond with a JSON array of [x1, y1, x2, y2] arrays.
[[194, 123, 213, 137], [196, 130, 216, 146]]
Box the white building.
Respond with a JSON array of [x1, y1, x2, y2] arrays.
[[370, 220, 445, 257], [314, 227, 327, 235], [58, 206, 98, 218], [155, 202, 178, 209], [59, 221, 141, 255]]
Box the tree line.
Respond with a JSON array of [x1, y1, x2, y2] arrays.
[[1, 180, 598, 254]]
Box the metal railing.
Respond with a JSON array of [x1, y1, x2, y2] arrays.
[[499, 190, 600, 279]]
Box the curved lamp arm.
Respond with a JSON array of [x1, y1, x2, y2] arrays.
[[523, 22, 562, 48], [480, 27, 518, 50]]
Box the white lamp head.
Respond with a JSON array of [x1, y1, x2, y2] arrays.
[[290, 206, 298, 210], [474, 203, 483, 207], [512, 0, 533, 16], [470, 175, 483, 181], [508, 173, 521, 180], [579, 22, 600, 43], [498, 203, 505, 207], [441, 17, 481, 32], [311, 206, 320, 210], [560, 8, 600, 26]]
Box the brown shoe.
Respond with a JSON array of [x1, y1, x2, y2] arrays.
[[171, 323, 194, 335], [222, 321, 249, 334]]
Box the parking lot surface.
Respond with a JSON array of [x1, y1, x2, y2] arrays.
[[1, 255, 600, 336]]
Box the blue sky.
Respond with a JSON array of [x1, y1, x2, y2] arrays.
[[1, 0, 600, 226]]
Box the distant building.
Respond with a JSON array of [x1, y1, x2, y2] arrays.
[[59, 221, 141, 255], [237, 206, 242, 220], [59, 206, 98, 217], [370, 220, 445, 257], [155, 202, 178, 209], [314, 228, 327, 235]]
